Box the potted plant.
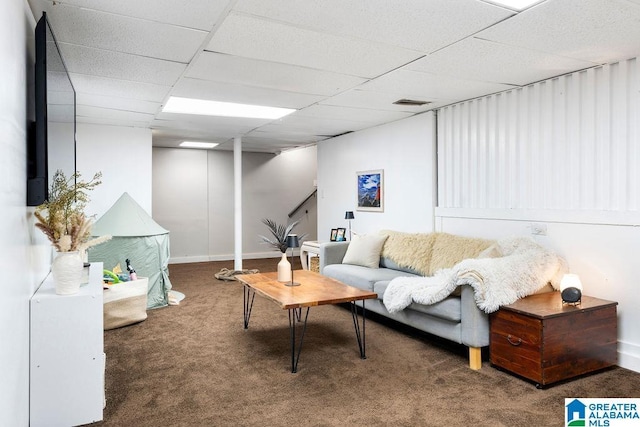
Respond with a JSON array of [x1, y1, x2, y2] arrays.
[[34, 170, 110, 294], [259, 218, 307, 282]]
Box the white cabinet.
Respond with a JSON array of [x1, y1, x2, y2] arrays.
[[30, 262, 104, 427]]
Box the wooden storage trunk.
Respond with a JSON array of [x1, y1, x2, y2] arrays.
[[490, 292, 617, 387]]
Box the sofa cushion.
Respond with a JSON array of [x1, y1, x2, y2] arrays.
[[429, 233, 494, 275], [323, 264, 415, 292], [374, 280, 461, 322], [342, 233, 388, 269], [379, 257, 422, 275], [379, 230, 437, 276]]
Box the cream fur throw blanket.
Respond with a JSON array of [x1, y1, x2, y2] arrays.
[[383, 237, 568, 314]]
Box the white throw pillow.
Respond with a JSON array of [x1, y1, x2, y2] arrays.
[[342, 233, 388, 269]]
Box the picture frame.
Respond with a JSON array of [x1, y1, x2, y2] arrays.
[[330, 228, 338, 241], [336, 228, 346, 242], [356, 169, 383, 212]]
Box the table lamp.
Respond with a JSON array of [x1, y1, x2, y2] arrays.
[[286, 234, 300, 286], [345, 211, 355, 240], [560, 273, 582, 304]]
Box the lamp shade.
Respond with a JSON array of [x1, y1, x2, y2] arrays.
[[286, 234, 299, 248], [345, 211, 355, 220], [560, 274, 583, 292], [560, 273, 582, 304]]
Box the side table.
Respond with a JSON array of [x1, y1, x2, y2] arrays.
[[300, 241, 321, 271], [490, 291, 617, 387]]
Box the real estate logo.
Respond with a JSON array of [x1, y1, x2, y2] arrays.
[[566, 398, 640, 427]]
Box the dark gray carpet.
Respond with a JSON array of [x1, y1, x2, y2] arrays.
[[95, 259, 640, 427]]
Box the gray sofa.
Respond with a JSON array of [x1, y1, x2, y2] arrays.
[[319, 231, 497, 370]]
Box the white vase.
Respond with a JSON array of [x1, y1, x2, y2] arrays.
[[52, 251, 83, 295], [277, 252, 292, 282]]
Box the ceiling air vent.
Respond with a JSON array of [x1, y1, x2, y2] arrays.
[[393, 99, 431, 106]]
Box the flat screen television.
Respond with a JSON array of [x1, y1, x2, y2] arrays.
[[27, 11, 77, 206]]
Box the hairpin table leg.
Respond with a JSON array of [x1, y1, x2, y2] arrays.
[[289, 307, 310, 373], [243, 285, 255, 329], [351, 300, 367, 359]]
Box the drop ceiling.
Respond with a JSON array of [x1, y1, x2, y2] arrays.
[[27, 0, 640, 153]]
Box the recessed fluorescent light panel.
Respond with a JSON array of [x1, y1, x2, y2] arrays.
[[482, 0, 543, 11], [180, 141, 219, 149], [163, 96, 295, 120]]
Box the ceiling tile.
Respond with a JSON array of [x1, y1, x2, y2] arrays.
[[407, 37, 599, 86], [76, 115, 152, 128], [151, 128, 230, 145], [206, 12, 423, 78], [319, 89, 451, 113], [76, 93, 161, 115], [45, 0, 233, 30], [171, 78, 323, 109], [32, 2, 207, 63], [477, 0, 640, 63], [76, 105, 155, 123], [258, 113, 372, 137], [245, 130, 326, 144], [186, 52, 366, 96], [220, 136, 308, 153], [27, 0, 640, 154], [59, 43, 187, 86], [296, 105, 414, 125], [361, 69, 517, 101], [152, 122, 244, 139], [153, 113, 271, 135], [69, 73, 172, 103], [232, 0, 514, 53]]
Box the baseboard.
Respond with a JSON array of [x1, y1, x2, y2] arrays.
[[168, 256, 211, 264], [618, 341, 640, 373], [169, 251, 300, 264]]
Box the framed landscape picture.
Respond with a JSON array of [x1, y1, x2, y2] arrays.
[[356, 169, 383, 212]]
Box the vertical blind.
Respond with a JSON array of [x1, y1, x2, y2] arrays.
[[438, 57, 639, 213]]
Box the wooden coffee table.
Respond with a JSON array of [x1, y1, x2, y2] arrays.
[[236, 269, 377, 373]]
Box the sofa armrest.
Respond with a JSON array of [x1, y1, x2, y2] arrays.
[[319, 241, 350, 273], [460, 285, 490, 348]]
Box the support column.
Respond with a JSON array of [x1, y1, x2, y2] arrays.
[[234, 137, 242, 270]]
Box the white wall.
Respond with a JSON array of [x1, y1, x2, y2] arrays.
[[153, 145, 318, 263], [436, 58, 640, 372], [317, 112, 436, 239], [0, 1, 45, 425], [76, 123, 153, 218], [317, 95, 640, 373], [437, 216, 640, 372], [438, 59, 639, 212], [153, 147, 209, 260], [0, 6, 154, 423]]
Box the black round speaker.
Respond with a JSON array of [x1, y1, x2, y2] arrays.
[[561, 287, 582, 303]]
